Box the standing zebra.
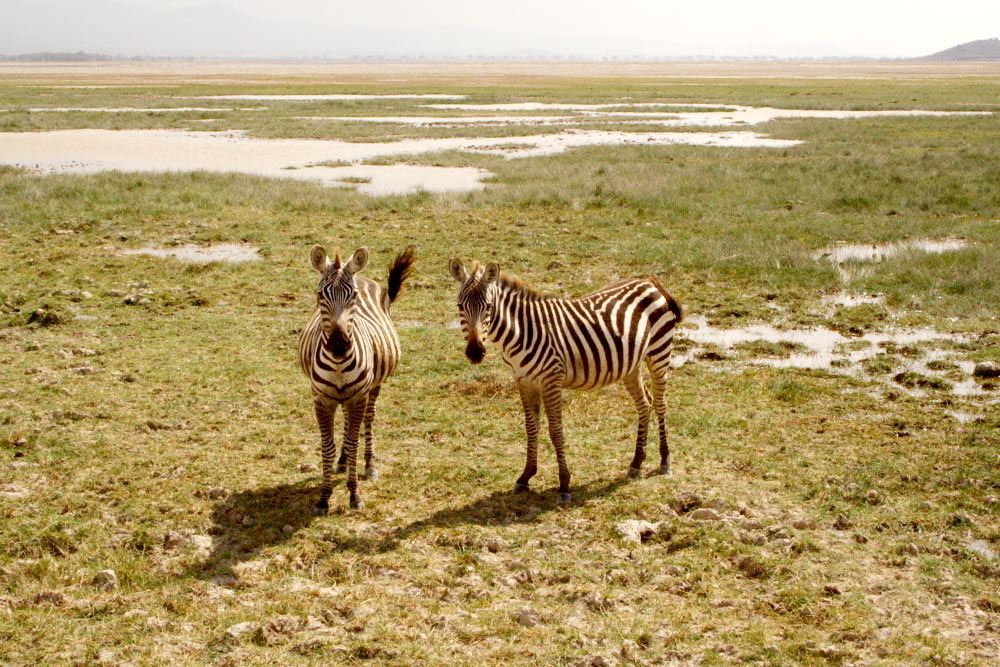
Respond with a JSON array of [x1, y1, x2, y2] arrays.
[[449, 259, 682, 504], [300, 245, 415, 512]]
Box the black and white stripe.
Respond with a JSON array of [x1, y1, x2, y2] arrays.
[[450, 259, 682, 504], [300, 245, 414, 511]]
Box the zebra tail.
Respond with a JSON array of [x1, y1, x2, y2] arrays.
[[646, 274, 683, 324], [387, 245, 417, 304]]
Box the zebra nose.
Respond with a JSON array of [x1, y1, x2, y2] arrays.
[[465, 340, 485, 364]]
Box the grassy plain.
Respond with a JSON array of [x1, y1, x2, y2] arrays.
[[1, 63, 999, 665]]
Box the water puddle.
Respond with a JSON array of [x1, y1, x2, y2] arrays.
[[120, 244, 260, 263], [814, 238, 968, 264], [192, 94, 466, 101], [0, 128, 797, 194], [676, 315, 991, 398], [293, 115, 581, 126], [426, 103, 990, 128]]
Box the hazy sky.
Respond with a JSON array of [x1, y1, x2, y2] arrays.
[[7, 0, 1000, 57]]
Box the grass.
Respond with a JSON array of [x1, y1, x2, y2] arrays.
[[1, 64, 999, 665]]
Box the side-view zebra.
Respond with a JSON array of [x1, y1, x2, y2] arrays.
[[449, 259, 682, 504], [299, 244, 415, 512]]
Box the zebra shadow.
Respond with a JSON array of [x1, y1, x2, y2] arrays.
[[185, 479, 330, 579], [369, 476, 630, 553]]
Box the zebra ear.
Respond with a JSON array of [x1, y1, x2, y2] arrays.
[[310, 245, 328, 273], [449, 258, 467, 283], [346, 247, 368, 275], [483, 262, 500, 285]]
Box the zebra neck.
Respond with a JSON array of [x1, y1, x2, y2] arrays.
[[486, 284, 544, 351]]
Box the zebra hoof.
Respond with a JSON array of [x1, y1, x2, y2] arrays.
[[335, 463, 347, 474], [656, 464, 672, 476], [556, 492, 573, 505], [627, 466, 642, 479], [364, 468, 378, 481], [312, 501, 329, 516], [349, 496, 364, 510], [513, 482, 530, 494]]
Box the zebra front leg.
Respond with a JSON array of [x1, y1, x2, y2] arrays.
[[542, 383, 572, 504], [313, 400, 337, 515], [335, 414, 348, 474], [362, 385, 381, 481], [343, 394, 369, 510], [623, 368, 651, 479], [514, 381, 541, 493]]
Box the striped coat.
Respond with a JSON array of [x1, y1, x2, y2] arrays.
[[450, 259, 682, 504], [300, 245, 415, 512]]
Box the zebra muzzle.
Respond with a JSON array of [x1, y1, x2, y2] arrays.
[[465, 338, 486, 364], [326, 326, 352, 357]]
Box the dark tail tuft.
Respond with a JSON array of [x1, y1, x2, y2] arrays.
[[387, 245, 416, 304], [647, 275, 683, 323]]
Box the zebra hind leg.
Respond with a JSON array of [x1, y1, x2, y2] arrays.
[[623, 368, 651, 479], [647, 357, 672, 476], [362, 386, 381, 481], [313, 401, 337, 515]]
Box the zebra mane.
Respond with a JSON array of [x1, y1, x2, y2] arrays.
[[498, 271, 553, 301]]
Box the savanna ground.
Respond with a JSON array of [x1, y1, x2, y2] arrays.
[[1, 62, 999, 665]]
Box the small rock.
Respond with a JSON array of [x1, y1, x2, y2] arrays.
[[666, 564, 684, 576], [853, 532, 869, 544], [985, 495, 998, 505], [92, 569, 118, 591], [614, 519, 661, 544], [224, 621, 259, 644], [918, 501, 933, 511], [866, 489, 881, 504], [514, 608, 542, 627], [823, 584, 842, 596], [669, 491, 702, 514], [576, 656, 616, 667], [32, 591, 67, 606], [282, 525, 295, 535], [973, 361, 1000, 378], [207, 487, 229, 499], [735, 555, 769, 579], [241, 515, 253, 526], [791, 519, 815, 530], [163, 530, 193, 550], [833, 514, 852, 530], [767, 527, 791, 541], [967, 540, 997, 562], [806, 644, 843, 659], [106, 290, 126, 297], [688, 508, 720, 521], [485, 536, 508, 553], [253, 614, 301, 645]]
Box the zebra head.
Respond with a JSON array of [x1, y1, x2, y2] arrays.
[[311, 245, 369, 357], [449, 258, 500, 364]]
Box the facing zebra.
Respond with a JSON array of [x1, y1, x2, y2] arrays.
[[299, 245, 415, 511], [449, 259, 682, 504]]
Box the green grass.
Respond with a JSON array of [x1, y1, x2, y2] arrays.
[[1, 66, 999, 665]]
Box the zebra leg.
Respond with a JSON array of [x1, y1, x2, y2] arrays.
[[623, 367, 651, 479], [313, 400, 337, 515], [335, 414, 347, 474], [362, 385, 381, 481], [542, 384, 572, 504], [514, 381, 541, 493], [343, 394, 369, 510], [647, 357, 672, 476]]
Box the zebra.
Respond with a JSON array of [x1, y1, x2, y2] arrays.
[[299, 244, 415, 512], [449, 259, 682, 504]]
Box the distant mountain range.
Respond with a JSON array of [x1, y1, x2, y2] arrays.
[[922, 38, 1000, 61]]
